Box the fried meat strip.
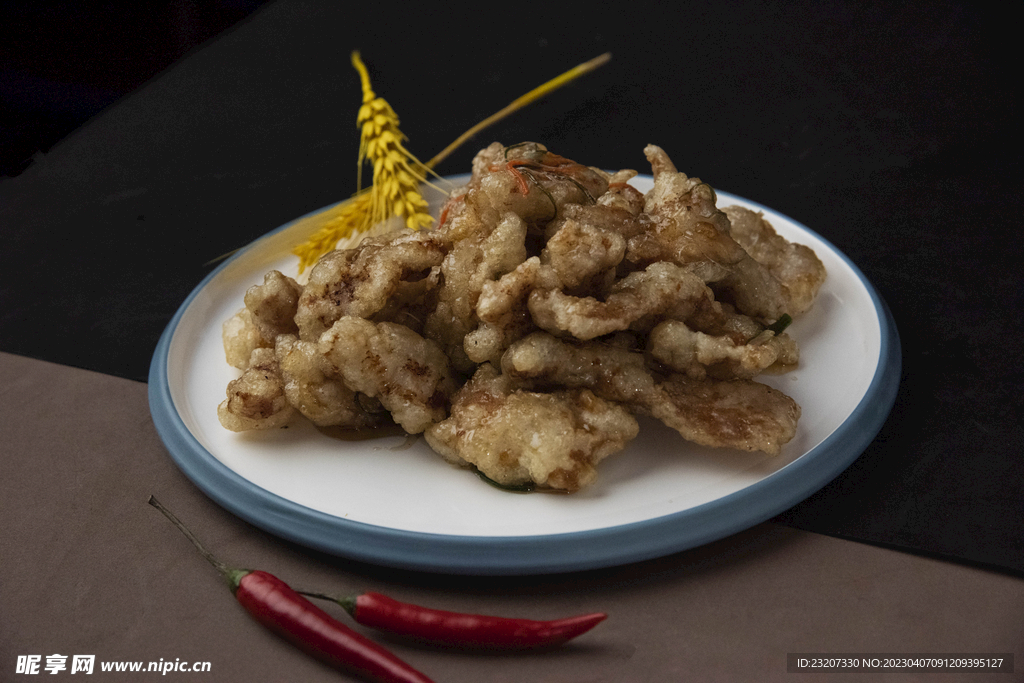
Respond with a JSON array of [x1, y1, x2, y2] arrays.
[[295, 230, 446, 342], [648, 319, 799, 380], [712, 254, 790, 322], [463, 256, 559, 366], [425, 211, 529, 373], [595, 169, 646, 218], [274, 335, 383, 429], [648, 375, 800, 455], [222, 308, 271, 370], [542, 215, 625, 292], [476, 142, 609, 227], [221, 141, 822, 485], [527, 262, 716, 340], [319, 317, 457, 434], [635, 145, 791, 321], [217, 347, 294, 431], [367, 273, 441, 335], [427, 142, 609, 373], [502, 331, 657, 404], [723, 205, 826, 316], [628, 145, 744, 269], [502, 332, 799, 454], [244, 270, 302, 343], [425, 364, 638, 492]]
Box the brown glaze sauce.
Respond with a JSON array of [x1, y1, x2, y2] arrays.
[[316, 422, 418, 450]]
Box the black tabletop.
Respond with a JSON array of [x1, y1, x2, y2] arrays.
[[2, 1, 1021, 576]]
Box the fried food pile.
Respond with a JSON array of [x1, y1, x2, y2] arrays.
[[219, 143, 826, 492]]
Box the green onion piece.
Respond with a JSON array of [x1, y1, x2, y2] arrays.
[[504, 141, 535, 159], [474, 468, 537, 493], [767, 313, 793, 335]]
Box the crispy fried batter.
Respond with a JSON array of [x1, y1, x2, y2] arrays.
[[476, 142, 610, 227], [502, 331, 656, 404], [595, 169, 646, 217], [527, 262, 715, 340], [425, 364, 638, 491], [295, 230, 446, 342], [221, 142, 826, 491], [542, 216, 625, 293], [648, 375, 800, 455], [723, 205, 827, 316], [463, 256, 559, 366], [217, 347, 294, 431], [244, 270, 303, 343], [629, 145, 744, 268], [274, 334, 382, 428], [424, 211, 529, 373], [636, 145, 795, 322], [222, 308, 272, 370], [648, 319, 799, 380], [501, 330, 799, 454], [319, 317, 457, 434]]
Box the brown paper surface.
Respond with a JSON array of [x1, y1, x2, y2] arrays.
[[2, 351, 1021, 682]]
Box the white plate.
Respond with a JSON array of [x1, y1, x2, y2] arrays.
[[149, 175, 900, 574]]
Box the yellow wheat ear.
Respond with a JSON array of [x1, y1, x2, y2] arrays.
[[351, 51, 435, 230], [293, 52, 434, 272], [292, 51, 612, 273]]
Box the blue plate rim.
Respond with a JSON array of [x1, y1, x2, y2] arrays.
[[148, 188, 901, 575]]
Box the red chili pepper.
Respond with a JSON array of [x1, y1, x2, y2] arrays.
[[305, 590, 607, 650], [235, 573, 434, 683], [148, 496, 434, 683]]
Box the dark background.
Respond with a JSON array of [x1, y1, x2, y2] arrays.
[[1, 1, 271, 178], [2, 1, 1021, 576]]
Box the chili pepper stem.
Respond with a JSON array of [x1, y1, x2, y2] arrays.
[[147, 495, 248, 590], [300, 590, 359, 615]]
